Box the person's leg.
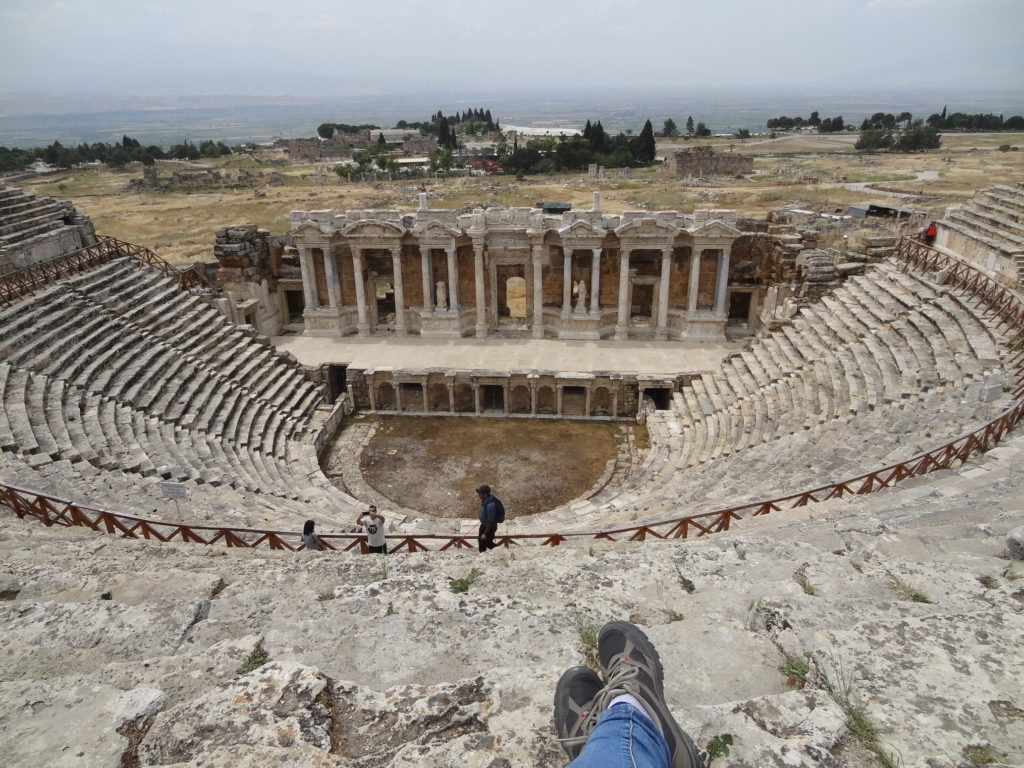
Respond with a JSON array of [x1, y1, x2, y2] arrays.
[[478, 523, 488, 553], [567, 703, 670, 768], [486, 521, 498, 550], [595, 622, 702, 768]]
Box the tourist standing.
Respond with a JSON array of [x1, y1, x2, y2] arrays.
[[356, 505, 388, 554], [302, 519, 325, 551], [476, 484, 505, 553]]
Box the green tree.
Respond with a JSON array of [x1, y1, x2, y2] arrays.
[[662, 118, 679, 138], [694, 122, 711, 137], [733, 128, 751, 139], [808, 111, 821, 127], [686, 116, 694, 135], [637, 119, 656, 163], [854, 129, 894, 152], [317, 123, 335, 139]]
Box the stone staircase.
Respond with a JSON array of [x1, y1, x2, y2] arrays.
[[1, 429, 1020, 767]]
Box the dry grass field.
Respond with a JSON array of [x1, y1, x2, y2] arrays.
[[13, 132, 1024, 266]]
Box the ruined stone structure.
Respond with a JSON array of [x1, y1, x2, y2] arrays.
[[0, 180, 96, 275], [936, 181, 1024, 288], [668, 146, 754, 178], [212, 225, 289, 335], [289, 193, 753, 343], [128, 165, 283, 192]]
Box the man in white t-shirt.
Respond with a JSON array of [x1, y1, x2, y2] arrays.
[[356, 506, 387, 554]]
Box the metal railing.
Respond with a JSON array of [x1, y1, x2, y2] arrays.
[[2, 237, 1023, 552], [0, 236, 212, 305]]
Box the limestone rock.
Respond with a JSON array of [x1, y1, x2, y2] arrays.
[[138, 662, 332, 765], [1007, 526, 1024, 559]]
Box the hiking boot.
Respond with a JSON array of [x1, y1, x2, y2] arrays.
[[553, 665, 604, 760], [597, 621, 703, 768]]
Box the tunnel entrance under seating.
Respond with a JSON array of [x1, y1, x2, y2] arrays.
[[645, 388, 672, 410], [326, 364, 347, 403], [728, 291, 752, 325], [285, 290, 305, 322]]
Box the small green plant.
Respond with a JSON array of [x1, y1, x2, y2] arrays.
[[778, 653, 811, 689], [209, 577, 226, 598], [318, 592, 335, 602], [576, 618, 601, 670], [236, 642, 269, 675], [888, 574, 932, 604], [794, 563, 817, 596], [700, 733, 733, 766], [819, 653, 901, 768], [448, 568, 482, 594], [666, 610, 684, 622], [677, 572, 696, 593]]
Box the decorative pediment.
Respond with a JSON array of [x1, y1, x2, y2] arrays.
[[341, 219, 406, 238], [410, 220, 461, 240], [614, 217, 681, 239], [557, 219, 607, 239], [291, 220, 334, 238], [689, 220, 742, 239]]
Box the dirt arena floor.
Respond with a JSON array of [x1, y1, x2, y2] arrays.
[[358, 416, 635, 518]]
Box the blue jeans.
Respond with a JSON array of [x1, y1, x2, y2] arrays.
[[567, 703, 670, 768]]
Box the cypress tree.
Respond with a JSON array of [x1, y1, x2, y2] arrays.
[[637, 119, 656, 163]]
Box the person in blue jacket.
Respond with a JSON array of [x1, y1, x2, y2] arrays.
[[475, 484, 505, 553]]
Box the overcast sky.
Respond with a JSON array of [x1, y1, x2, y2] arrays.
[[1, 0, 1022, 97]]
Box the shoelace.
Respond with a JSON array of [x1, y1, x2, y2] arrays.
[[557, 661, 664, 747]]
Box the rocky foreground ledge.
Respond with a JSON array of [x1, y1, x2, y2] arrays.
[[1, 433, 1023, 768]]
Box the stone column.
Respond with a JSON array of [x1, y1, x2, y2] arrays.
[[530, 380, 537, 415], [447, 381, 455, 413], [446, 244, 460, 312], [324, 249, 341, 309], [474, 243, 487, 338], [422, 382, 429, 413], [352, 249, 370, 336], [367, 379, 376, 411], [615, 249, 630, 340], [714, 246, 731, 315], [585, 385, 592, 418], [612, 387, 619, 418], [656, 246, 672, 340], [532, 245, 544, 339], [556, 385, 563, 416], [502, 383, 509, 415], [562, 248, 572, 317], [472, 382, 480, 415], [299, 249, 317, 311], [590, 248, 601, 314], [420, 247, 433, 311], [687, 247, 702, 313], [391, 246, 406, 335], [395, 382, 403, 412]]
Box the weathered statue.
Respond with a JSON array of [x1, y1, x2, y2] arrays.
[[436, 280, 448, 310], [575, 280, 588, 312]]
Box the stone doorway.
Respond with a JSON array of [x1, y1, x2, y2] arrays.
[[630, 278, 658, 330], [562, 386, 587, 417], [371, 279, 395, 328], [482, 385, 504, 412], [493, 259, 529, 329]]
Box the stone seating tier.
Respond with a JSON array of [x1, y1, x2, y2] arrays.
[[0, 257, 344, 521]]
